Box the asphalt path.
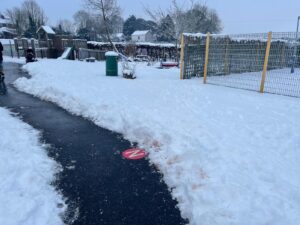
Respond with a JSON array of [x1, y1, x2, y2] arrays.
[[0, 62, 188, 225]]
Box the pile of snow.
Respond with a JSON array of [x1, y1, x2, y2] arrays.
[[0, 107, 65, 225], [14, 59, 300, 225]]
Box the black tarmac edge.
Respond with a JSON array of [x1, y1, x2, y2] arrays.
[[0, 62, 189, 225]]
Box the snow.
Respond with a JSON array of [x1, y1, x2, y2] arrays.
[[132, 30, 150, 36], [207, 68, 300, 97], [58, 47, 73, 60], [0, 107, 65, 225], [3, 56, 26, 64], [115, 33, 124, 38], [183, 32, 300, 43], [0, 39, 14, 45], [88, 41, 176, 48], [37, 26, 56, 35], [0, 18, 12, 25], [14, 59, 300, 225], [105, 51, 119, 57], [0, 27, 16, 35]]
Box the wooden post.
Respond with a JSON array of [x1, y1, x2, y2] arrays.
[[180, 34, 185, 80], [260, 32, 272, 93], [203, 32, 211, 84]]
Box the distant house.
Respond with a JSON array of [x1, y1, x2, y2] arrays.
[[131, 30, 154, 42], [112, 33, 125, 42], [0, 13, 17, 38], [37, 25, 56, 40]]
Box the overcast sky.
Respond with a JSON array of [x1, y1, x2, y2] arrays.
[[1, 0, 300, 34]]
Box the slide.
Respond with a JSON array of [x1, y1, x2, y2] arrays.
[[58, 47, 73, 60]]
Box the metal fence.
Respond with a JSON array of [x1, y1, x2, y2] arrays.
[[180, 32, 300, 98]]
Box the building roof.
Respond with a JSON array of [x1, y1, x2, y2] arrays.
[[132, 30, 150, 36], [0, 18, 13, 25], [115, 33, 124, 38], [37, 26, 56, 35], [0, 27, 17, 35]]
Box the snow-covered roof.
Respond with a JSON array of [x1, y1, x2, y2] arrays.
[[0, 27, 17, 34], [37, 26, 56, 35], [115, 33, 124, 38], [132, 30, 150, 36], [0, 18, 13, 25]]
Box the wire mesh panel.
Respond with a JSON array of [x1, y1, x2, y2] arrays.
[[183, 35, 206, 79], [264, 32, 300, 97], [182, 32, 300, 98], [206, 33, 269, 91]]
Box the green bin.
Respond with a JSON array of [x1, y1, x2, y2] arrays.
[[105, 51, 118, 76]]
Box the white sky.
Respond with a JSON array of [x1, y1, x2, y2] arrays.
[[1, 0, 300, 34]]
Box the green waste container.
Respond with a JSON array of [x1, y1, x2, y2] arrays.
[[105, 51, 119, 76]]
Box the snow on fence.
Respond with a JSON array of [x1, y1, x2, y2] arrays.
[[78, 48, 106, 61], [180, 32, 300, 98], [88, 41, 178, 61]]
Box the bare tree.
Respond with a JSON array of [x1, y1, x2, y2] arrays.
[[74, 10, 93, 31], [145, 0, 222, 61], [6, 7, 27, 36], [145, 0, 222, 42], [6, 0, 47, 37], [22, 0, 47, 28], [85, 0, 121, 52], [57, 19, 76, 35]]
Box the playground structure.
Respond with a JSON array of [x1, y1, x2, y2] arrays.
[[2, 24, 179, 62], [4, 38, 179, 63], [13, 37, 87, 59], [180, 32, 300, 98]]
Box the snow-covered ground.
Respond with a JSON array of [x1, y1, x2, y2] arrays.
[[3, 56, 26, 64], [208, 68, 300, 97], [14, 59, 300, 225], [0, 107, 65, 225]]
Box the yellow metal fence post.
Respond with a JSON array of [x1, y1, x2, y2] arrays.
[[260, 32, 272, 93], [203, 32, 210, 84], [180, 34, 185, 80]]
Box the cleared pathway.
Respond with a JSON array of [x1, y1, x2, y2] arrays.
[[0, 63, 188, 225]]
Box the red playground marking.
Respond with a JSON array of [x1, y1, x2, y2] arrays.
[[122, 148, 147, 160]]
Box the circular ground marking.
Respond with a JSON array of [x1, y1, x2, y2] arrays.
[[122, 148, 147, 160]]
